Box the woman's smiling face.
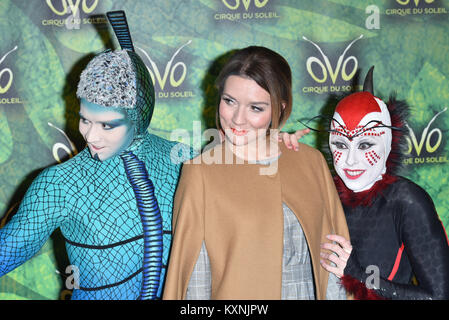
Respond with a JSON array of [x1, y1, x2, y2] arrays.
[[218, 75, 272, 148], [78, 99, 135, 161]]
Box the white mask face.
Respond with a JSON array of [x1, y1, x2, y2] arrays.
[[329, 111, 391, 192]]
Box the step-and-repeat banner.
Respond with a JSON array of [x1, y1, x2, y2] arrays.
[[0, 0, 448, 299]]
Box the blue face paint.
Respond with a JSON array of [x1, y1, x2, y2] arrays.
[[79, 99, 135, 161]]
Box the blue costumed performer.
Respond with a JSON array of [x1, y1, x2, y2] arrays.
[[0, 11, 189, 300]]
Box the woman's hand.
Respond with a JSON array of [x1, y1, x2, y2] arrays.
[[277, 128, 310, 151], [320, 234, 352, 278]]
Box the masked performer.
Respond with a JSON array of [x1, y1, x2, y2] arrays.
[[316, 67, 449, 299], [0, 11, 188, 300], [163, 46, 350, 300]]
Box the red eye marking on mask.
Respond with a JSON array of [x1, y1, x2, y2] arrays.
[[370, 151, 381, 164], [365, 150, 381, 166], [365, 152, 374, 166], [360, 127, 386, 137], [332, 122, 385, 140], [333, 150, 342, 164], [332, 125, 366, 139], [370, 151, 377, 164]]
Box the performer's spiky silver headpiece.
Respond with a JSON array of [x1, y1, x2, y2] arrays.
[[76, 11, 155, 138]]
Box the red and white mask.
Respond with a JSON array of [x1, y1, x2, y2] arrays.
[[329, 92, 392, 192]]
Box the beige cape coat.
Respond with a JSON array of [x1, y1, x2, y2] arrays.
[[163, 141, 350, 299]]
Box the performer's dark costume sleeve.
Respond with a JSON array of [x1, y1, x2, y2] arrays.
[[344, 183, 449, 300], [0, 167, 67, 276]]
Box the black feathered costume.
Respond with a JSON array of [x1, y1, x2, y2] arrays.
[[333, 68, 449, 300]]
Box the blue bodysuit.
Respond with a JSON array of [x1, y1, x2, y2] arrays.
[[0, 133, 185, 299], [0, 10, 194, 300]]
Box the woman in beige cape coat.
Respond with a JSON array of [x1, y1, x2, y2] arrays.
[[163, 46, 350, 300]]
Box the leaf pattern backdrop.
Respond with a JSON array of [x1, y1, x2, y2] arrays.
[[0, 0, 447, 299]]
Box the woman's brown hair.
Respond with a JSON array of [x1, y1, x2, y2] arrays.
[[215, 46, 292, 131]]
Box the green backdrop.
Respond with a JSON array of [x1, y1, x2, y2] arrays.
[[0, 0, 448, 300]]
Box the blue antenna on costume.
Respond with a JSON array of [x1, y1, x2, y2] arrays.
[[106, 10, 162, 300], [106, 10, 135, 52]]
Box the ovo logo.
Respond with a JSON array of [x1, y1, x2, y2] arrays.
[[222, 0, 269, 10], [405, 107, 447, 156], [303, 35, 363, 85], [396, 0, 434, 6], [46, 0, 98, 16], [48, 122, 78, 163], [0, 46, 17, 94], [137, 40, 191, 91]]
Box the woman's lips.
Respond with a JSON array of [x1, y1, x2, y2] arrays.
[[231, 128, 248, 136], [89, 144, 104, 152], [344, 169, 366, 180]]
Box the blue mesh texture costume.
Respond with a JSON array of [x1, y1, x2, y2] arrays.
[[0, 10, 193, 299], [0, 133, 187, 299]]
